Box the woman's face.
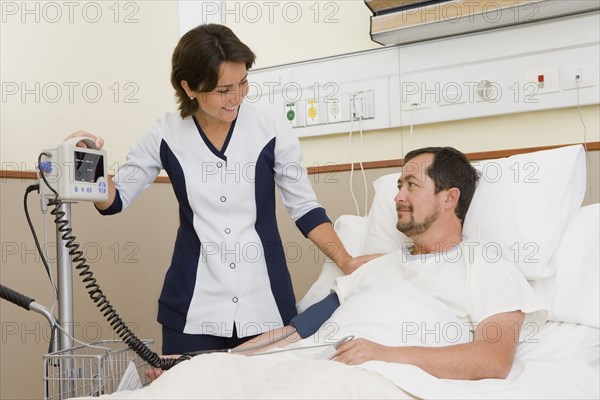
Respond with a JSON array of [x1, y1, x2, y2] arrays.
[[194, 61, 249, 125]]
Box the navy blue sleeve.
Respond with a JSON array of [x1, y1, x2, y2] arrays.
[[95, 188, 123, 216], [295, 207, 331, 237], [289, 293, 340, 338]]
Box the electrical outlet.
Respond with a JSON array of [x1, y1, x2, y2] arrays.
[[404, 92, 431, 109], [560, 67, 596, 90]]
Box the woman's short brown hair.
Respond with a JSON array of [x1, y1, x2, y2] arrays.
[[171, 24, 256, 118]]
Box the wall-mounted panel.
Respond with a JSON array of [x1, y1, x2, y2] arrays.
[[248, 12, 599, 137]]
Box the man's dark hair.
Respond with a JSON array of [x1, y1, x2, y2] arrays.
[[171, 24, 256, 118], [403, 147, 480, 223]]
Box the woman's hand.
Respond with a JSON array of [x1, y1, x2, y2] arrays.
[[65, 130, 116, 209], [144, 354, 180, 381], [339, 254, 384, 274], [144, 367, 164, 382], [65, 131, 104, 149]]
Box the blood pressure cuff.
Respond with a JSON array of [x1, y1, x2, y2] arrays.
[[289, 292, 340, 338]]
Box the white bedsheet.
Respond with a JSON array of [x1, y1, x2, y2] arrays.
[[87, 275, 599, 400]]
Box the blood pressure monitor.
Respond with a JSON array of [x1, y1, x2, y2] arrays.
[[39, 137, 108, 202]]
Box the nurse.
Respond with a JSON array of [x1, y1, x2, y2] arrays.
[[69, 24, 373, 355]]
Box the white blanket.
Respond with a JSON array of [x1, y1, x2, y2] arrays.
[[88, 253, 598, 399], [99, 352, 411, 399], [94, 349, 598, 400]]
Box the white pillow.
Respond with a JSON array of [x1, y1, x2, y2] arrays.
[[531, 204, 600, 328], [363, 173, 413, 254], [363, 145, 587, 280], [300, 145, 587, 313], [464, 145, 586, 280], [296, 215, 368, 313]]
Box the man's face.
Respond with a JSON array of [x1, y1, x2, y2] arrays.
[[395, 153, 442, 237]]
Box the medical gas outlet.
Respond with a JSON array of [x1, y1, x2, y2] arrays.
[[285, 91, 373, 128], [327, 94, 351, 123], [305, 99, 325, 126], [285, 101, 305, 127]]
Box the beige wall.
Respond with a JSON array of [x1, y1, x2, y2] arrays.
[[1, 150, 599, 399], [1, 1, 600, 398], [0, 0, 380, 169], [0, 1, 179, 170], [220, 0, 380, 68]]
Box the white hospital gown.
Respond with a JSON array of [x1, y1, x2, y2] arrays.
[[324, 242, 547, 347]]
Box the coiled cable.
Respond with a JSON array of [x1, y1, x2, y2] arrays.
[[37, 153, 188, 370]]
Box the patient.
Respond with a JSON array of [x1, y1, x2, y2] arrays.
[[149, 147, 545, 381]]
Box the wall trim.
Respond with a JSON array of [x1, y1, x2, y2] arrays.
[[2, 142, 598, 181], [309, 141, 600, 174]]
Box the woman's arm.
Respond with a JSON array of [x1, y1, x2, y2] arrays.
[[307, 222, 381, 274], [231, 325, 301, 354]]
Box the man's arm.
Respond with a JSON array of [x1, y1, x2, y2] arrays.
[[334, 311, 524, 380]]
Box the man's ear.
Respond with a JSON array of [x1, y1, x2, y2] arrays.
[[444, 187, 461, 210]]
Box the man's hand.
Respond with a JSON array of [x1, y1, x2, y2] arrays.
[[339, 254, 384, 274], [333, 338, 392, 365]]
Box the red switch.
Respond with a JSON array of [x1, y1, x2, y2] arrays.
[[537, 74, 545, 88]]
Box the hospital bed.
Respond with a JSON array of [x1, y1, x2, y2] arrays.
[[81, 144, 599, 399]]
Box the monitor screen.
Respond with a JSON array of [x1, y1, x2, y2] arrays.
[[74, 151, 104, 183]]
